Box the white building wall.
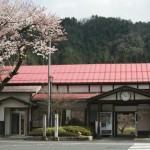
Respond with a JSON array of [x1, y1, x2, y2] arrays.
[[38, 85, 58, 93], [102, 85, 113, 92], [114, 85, 123, 89], [58, 85, 67, 93], [114, 84, 149, 90], [138, 84, 149, 89], [128, 85, 138, 88], [69, 85, 89, 93], [90, 85, 100, 92], [39, 84, 150, 95], [135, 93, 150, 100], [100, 94, 116, 100]]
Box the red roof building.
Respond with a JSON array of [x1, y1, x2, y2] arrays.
[[1, 63, 150, 138], [8, 63, 150, 84]]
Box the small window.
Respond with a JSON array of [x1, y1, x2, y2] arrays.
[[71, 110, 85, 122]]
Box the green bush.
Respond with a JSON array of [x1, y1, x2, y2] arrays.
[[28, 126, 92, 136], [63, 126, 92, 136], [46, 128, 54, 136], [65, 118, 86, 126], [28, 128, 43, 136]]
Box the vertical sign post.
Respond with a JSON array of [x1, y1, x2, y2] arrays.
[[42, 114, 47, 140], [54, 114, 59, 140]]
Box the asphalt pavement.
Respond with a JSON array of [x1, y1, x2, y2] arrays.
[[0, 138, 150, 150]]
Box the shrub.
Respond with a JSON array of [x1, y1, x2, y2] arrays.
[[29, 126, 92, 136], [46, 128, 54, 136], [28, 128, 43, 136], [65, 118, 86, 126], [63, 126, 92, 136]]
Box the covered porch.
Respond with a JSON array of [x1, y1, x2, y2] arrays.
[[87, 86, 150, 137]]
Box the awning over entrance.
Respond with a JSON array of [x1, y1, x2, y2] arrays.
[[87, 85, 150, 137]]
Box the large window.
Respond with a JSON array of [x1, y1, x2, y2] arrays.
[[32, 109, 47, 127], [71, 110, 85, 122]]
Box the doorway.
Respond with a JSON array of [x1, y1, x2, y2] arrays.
[[116, 112, 136, 136], [11, 111, 25, 135]]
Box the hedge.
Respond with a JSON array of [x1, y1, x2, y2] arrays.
[[29, 126, 92, 136]]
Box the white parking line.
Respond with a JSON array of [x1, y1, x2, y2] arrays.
[[128, 143, 150, 150]]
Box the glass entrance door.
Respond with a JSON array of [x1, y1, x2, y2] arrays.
[[116, 112, 136, 136], [11, 111, 25, 135]]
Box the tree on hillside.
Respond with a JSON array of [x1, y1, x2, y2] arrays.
[[0, 0, 66, 89]]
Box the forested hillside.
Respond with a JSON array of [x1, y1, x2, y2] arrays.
[[25, 16, 150, 65]]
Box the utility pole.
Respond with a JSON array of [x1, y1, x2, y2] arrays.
[[48, 40, 51, 127]]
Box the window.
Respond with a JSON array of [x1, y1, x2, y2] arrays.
[[71, 110, 85, 122]]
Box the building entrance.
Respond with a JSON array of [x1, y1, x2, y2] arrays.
[[116, 112, 136, 136], [11, 110, 25, 135]]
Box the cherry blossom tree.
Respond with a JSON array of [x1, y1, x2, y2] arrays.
[[0, 0, 66, 90], [117, 113, 135, 135]]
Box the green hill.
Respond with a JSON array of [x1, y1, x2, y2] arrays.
[[25, 16, 150, 64]]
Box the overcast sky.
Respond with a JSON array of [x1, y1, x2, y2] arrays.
[[33, 0, 150, 23]]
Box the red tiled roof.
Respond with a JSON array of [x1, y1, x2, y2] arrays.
[[32, 93, 100, 100], [8, 63, 150, 84]]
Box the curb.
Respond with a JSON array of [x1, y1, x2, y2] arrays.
[[25, 136, 93, 141]]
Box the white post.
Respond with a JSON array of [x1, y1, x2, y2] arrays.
[[42, 114, 47, 140], [95, 121, 98, 134], [54, 114, 59, 140], [135, 112, 138, 138]]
